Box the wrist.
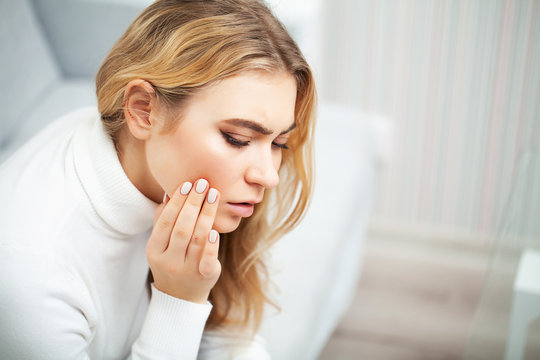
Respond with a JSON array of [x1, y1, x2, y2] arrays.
[[153, 282, 209, 305]]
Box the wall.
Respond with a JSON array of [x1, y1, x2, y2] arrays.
[[319, 0, 540, 245]]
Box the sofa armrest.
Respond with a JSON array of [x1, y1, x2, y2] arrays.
[[0, 0, 61, 148], [31, 0, 151, 78], [260, 101, 379, 359]]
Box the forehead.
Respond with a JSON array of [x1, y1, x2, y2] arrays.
[[179, 70, 297, 131]]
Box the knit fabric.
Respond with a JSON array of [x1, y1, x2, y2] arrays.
[[0, 108, 247, 359]]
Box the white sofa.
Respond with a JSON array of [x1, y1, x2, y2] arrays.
[[0, 1, 377, 358]]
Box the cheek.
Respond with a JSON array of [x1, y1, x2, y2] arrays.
[[174, 135, 245, 197], [188, 139, 238, 185], [154, 133, 246, 233], [273, 151, 282, 170], [151, 134, 234, 193], [188, 140, 245, 233]]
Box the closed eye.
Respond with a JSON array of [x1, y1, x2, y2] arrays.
[[221, 130, 289, 150], [272, 142, 288, 150], [221, 131, 250, 147]]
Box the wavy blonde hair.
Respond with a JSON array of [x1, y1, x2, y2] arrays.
[[96, 0, 316, 336]]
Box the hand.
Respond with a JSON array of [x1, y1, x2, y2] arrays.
[[146, 178, 222, 304]]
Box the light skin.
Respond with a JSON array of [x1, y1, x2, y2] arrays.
[[118, 70, 298, 303]]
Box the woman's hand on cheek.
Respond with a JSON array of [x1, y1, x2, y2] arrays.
[[146, 179, 221, 304]]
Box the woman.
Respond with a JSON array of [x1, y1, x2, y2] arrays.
[[0, 0, 316, 358]]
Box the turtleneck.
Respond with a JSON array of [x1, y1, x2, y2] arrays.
[[0, 106, 272, 358], [70, 107, 158, 237]]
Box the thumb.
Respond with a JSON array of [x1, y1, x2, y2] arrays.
[[153, 193, 169, 227]]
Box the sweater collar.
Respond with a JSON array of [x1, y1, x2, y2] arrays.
[[71, 107, 158, 237]]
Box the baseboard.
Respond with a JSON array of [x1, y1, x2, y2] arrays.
[[366, 217, 538, 256], [366, 218, 494, 250]]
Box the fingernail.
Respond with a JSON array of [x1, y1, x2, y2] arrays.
[[180, 181, 192, 195], [207, 188, 218, 204], [209, 230, 218, 243], [196, 179, 208, 193], [162, 192, 168, 203]]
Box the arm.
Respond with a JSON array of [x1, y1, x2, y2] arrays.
[[0, 247, 95, 360], [0, 178, 222, 359], [130, 283, 211, 359], [0, 249, 213, 360]]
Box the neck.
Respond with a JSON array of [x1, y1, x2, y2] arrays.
[[116, 128, 163, 204]]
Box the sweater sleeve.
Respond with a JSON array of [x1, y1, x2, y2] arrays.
[[130, 283, 212, 359], [0, 247, 212, 360], [0, 247, 96, 360]]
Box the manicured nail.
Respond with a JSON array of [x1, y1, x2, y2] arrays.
[[196, 179, 208, 193], [207, 188, 218, 204], [209, 230, 218, 243], [162, 193, 168, 203], [180, 182, 192, 195]]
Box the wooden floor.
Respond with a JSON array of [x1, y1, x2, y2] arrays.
[[317, 230, 494, 360]]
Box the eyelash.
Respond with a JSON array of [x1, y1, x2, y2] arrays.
[[220, 131, 289, 150]]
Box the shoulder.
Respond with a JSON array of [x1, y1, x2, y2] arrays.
[[0, 106, 98, 166], [0, 107, 99, 248], [0, 107, 98, 193]]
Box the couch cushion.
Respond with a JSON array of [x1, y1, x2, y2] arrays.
[[31, 0, 150, 78], [260, 102, 376, 359], [0, 0, 60, 149], [0, 79, 96, 164]]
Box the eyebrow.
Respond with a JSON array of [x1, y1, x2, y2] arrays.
[[223, 118, 296, 135]]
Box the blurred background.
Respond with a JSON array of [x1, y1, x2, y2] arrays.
[[268, 0, 540, 358], [273, 0, 539, 245], [1, 0, 539, 359]]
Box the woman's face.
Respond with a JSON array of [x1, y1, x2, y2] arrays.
[[146, 71, 297, 233]]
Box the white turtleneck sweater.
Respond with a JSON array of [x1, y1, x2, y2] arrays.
[[0, 108, 270, 359]]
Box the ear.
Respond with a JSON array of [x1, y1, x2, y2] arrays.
[[123, 79, 159, 141]]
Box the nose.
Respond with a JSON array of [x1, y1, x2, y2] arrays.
[[245, 150, 280, 189]]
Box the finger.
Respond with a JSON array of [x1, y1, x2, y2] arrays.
[[199, 230, 221, 278], [147, 181, 193, 256], [152, 193, 169, 228], [168, 178, 209, 257], [185, 187, 220, 269]]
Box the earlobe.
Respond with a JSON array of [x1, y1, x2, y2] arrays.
[[123, 79, 157, 141]]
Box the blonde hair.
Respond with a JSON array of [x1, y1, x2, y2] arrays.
[[96, 0, 316, 336]]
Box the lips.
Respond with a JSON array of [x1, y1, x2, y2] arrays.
[[226, 202, 255, 217]]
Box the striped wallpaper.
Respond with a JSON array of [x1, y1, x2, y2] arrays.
[[319, 0, 540, 245]]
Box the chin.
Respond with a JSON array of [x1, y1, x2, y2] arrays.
[[213, 214, 242, 234]]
